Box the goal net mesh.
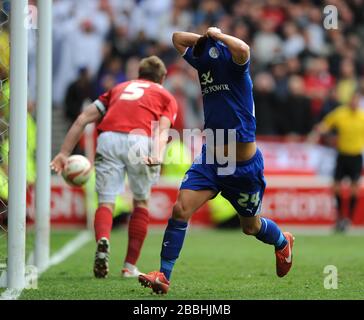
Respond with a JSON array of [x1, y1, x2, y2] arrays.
[[0, 0, 10, 277]]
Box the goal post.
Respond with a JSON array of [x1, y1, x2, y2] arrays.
[[7, 0, 28, 289], [34, 0, 52, 273]]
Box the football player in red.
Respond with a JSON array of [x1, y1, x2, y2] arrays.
[[51, 56, 178, 278]]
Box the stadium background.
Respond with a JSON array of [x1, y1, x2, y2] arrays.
[[1, 0, 364, 300], [2, 0, 364, 228]]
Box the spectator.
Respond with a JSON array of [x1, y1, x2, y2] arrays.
[[336, 58, 358, 105], [359, 78, 364, 109], [304, 57, 335, 118], [270, 61, 289, 100], [279, 75, 312, 135], [319, 88, 340, 121], [282, 22, 305, 59], [64, 68, 93, 123], [305, 7, 326, 55], [53, 1, 110, 105], [96, 56, 126, 96], [253, 72, 278, 135], [194, 0, 226, 26], [253, 19, 283, 66]]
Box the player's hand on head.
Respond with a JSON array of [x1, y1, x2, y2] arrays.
[[206, 27, 222, 40], [50, 153, 68, 174], [144, 156, 162, 167]]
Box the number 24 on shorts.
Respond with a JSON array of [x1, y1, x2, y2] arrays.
[[237, 191, 261, 208]]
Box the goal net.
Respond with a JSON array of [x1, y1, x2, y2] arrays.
[[0, 0, 10, 279]]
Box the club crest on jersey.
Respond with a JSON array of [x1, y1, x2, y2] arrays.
[[209, 47, 219, 59], [201, 71, 214, 86]]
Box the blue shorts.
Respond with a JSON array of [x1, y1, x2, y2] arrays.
[[180, 146, 266, 217]]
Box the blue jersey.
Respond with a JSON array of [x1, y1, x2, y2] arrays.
[[183, 38, 256, 143]]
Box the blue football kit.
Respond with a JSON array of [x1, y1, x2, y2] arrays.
[[158, 37, 288, 281], [180, 38, 266, 217]]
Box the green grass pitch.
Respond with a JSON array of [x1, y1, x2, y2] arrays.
[[14, 228, 364, 300]]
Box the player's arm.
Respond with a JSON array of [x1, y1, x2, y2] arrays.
[[145, 116, 171, 166], [307, 114, 335, 144], [307, 123, 329, 144], [172, 31, 202, 55], [51, 104, 102, 174], [206, 27, 250, 65]]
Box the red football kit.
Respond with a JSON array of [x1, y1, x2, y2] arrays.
[[94, 79, 178, 136]]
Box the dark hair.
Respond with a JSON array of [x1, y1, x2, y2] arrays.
[[138, 56, 167, 84], [193, 36, 208, 57]]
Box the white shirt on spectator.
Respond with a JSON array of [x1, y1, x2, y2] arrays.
[[254, 32, 283, 64], [283, 34, 305, 58]]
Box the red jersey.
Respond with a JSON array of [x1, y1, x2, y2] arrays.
[[95, 79, 178, 136]]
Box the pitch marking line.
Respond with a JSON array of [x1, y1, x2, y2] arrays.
[[0, 230, 92, 300]]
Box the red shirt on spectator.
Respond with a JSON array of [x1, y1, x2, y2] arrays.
[[304, 73, 335, 116]]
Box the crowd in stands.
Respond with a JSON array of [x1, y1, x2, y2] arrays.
[[47, 0, 364, 138], [3, 0, 364, 138]]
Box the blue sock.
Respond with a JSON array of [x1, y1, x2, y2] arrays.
[[160, 218, 188, 280], [255, 217, 287, 250]]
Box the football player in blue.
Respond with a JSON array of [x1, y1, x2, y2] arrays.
[[139, 28, 295, 294]]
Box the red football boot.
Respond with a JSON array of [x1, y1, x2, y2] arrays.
[[275, 232, 295, 277], [139, 271, 170, 294]]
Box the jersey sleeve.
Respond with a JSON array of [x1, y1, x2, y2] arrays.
[[217, 41, 250, 73], [323, 109, 339, 130], [94, 89, 112, 116], [182, 47, 199, 70], [161, 94, 178, 127]]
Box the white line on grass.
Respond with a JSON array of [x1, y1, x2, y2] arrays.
[[0, 230, 92, 300]]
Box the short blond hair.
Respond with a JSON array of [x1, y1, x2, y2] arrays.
[[138, 56, 167, 84]]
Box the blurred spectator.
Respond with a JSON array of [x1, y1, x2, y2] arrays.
[[35, 0, 364, 140], [279, 76, 312, 135], [305, 7, 326, 55], [157, 0, 193, 45], [254, 72, 278, 135], [282, 22, 305, 59], [253, 19, 282, 66], [53, 1, 110, 105], [64, 68, 93, 123], [304, 57, 335, 118], [359, 78, 364, 109], [128, 0, 172, 40], [165, 60, 203, 131], [125, 56, 141, 81], [336, 58, 358, 105], [270, 61, 289, 100], [194, 0, 226, 26], [96, 56, 126, 96], [319, 88, 340, 120]]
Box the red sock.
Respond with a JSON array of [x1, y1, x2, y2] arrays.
[[125, 207, 149, 265], [94, 206, 113, 241]]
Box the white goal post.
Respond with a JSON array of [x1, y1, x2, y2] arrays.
[[34, 0, 52, 273], [7, 0, 28, 289]]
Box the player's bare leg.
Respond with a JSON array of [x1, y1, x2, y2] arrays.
[[239, 215, 294, 278], [139, 189, 216, 294], [122, 199, 149, 278], [93, 203, 114, 278]]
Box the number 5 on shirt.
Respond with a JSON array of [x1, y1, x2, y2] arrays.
[[120, 82, 151, 101]]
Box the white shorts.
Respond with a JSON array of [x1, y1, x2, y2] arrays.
[[95, 131, 160, 203]]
